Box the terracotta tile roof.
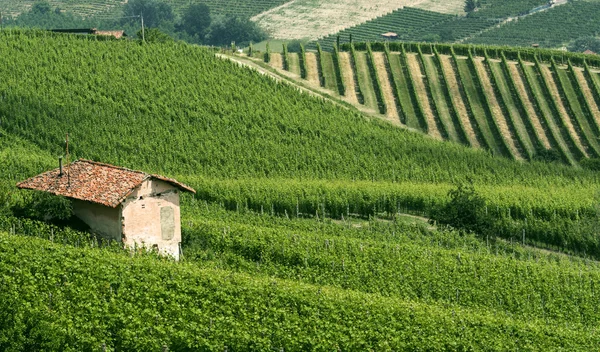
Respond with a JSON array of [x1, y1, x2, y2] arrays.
[[583, 49, 597, 55], [16, 159, 195, 208]]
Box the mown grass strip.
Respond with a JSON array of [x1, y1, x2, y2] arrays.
[[417, 47, 452, 140], [402, 45, 429, 133], [366, 43, 387, 115], [500, 53, 547, 153], [518, 59, 575, 164], [568, 61, 600, 135], [354, 51, 378, 110], [551, 59, 600, 158], [433, 49, 470, 146], [299, 44, 308, 79], [349, 43, 365, 105], [385, 45, 409, 125], [453, 54, 499, 155], [387, 52, 418, 127], [467, 53, 516, 159], [485, 56, 533, 160], [332, 45, 346, 96], [316, 43, 326, 87], [535, 58, 587, 160], [319, 51, 339, 92]]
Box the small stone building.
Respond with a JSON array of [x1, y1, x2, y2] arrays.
[[17, 159, 195, 260]]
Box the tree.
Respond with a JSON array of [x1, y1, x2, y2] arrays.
[[568, 36, 600, 54], [205, 16, 267, 47], [137, 27, 174, 43], [181, 4, 211, 39], [31, 1, 52, 15], [430, 180, 490, 234], [123, 0, 174, 28], [464, 0, 480, 13]]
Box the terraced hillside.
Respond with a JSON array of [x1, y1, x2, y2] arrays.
[[252, 0, 465, 41], [0, 0, 125, 18], [266, 43, 600, 164], [3, 29, 600, 350], [0, 0, 290, 18], [468, 0, 600, 48]]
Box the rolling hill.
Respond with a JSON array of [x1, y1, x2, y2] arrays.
[[1, 29, 600, 350], [260, 41, 600, 165]]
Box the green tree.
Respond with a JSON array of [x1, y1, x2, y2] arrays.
[[464, 0, 481, 13], [181, 4, 211, 40], [431, 180, 489, 234], [137, 27, 174, 43], [123, 0, 174, 28], [205, 16, 267, 47], [31, 1, 52, 15], [568, 36, 600, 54]]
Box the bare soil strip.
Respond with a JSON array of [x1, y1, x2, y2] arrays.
[[338, 52, 358, 104], [406, 53, 441, 139], [440, 55, 479, 147], [473, 59, 523, 159], [539, 64, 589, 158], [573, 68, 600, 129], [269, 53, 283, 70], [373, 52, 400, 124], [305, 52, 320, 85], [507, 63, 551, 149]]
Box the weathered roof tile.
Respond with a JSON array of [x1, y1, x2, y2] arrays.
[[16, 159, 195, 208]]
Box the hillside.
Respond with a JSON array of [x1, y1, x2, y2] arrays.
[[2, 30, 600, 349], [251, 0, 465, 41], [260, 42, 600, 165], [0, 0, 290, 18]]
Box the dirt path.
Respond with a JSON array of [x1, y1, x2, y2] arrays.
[[373, 52, 400, 125], [439, 55, 479, 147], [573, 68, 600, 129], [338, 52, 359, 104], [269, 53, 283, 70], [507, 63, 551, 149], [473, 59, 523, 160], [539, 64, 589, 158], [405, 53, 442, 139], [305, 52, 320, 86]]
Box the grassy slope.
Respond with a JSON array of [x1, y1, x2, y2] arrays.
[[2, 30, 600, 349]]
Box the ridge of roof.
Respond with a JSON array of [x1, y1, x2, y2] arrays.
[[16, 159, 195, 208]]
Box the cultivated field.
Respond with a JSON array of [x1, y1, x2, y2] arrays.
[[266, 43, 600, 165], [252, 0, 465, 40]]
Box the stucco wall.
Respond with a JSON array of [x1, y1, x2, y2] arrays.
[[121, 179, 181, 260], [72, 199, 121, 241]]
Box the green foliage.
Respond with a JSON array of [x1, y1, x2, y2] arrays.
[[205, 15, 266, 47], [2, 230, 599, 350], [31, 1, 52, 15], [580, 158, 600, 171], [430, 181, 489, 233], [464, 0, 481, 13], [469, 1, 600, 48], [365, 42, 387, 114], [123, 0, 174, 29], [137, 27, 173, 43], [180, 3, 211, 39], [264, 41, 270, 63], [568, 36, 600, 54]]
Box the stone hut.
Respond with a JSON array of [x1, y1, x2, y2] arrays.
[[17, 159, 195, 260]]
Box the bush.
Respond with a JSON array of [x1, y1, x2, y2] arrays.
[[430, 181, 490, 234]]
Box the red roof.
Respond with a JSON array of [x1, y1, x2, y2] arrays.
[[16, 159, 195, 208], [583, 49, 597, 55]]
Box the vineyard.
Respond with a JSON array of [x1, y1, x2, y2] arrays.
[[468, 1, 600, 48], [2, 30, 600, 349], [267, 41, 600, 165], [0, 0, 291, 19]]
